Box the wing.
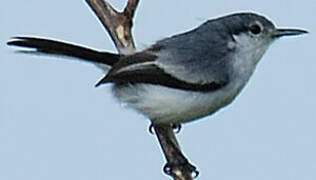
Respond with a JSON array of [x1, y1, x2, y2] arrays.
[[96, 20, 236, 91], [153, 20, 236, 85], [96, 52, 228, 92]]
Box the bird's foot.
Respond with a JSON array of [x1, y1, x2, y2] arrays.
[[149, 123, 182, 135]]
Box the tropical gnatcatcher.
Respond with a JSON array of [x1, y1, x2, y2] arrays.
[[7, 12, 307, 126]]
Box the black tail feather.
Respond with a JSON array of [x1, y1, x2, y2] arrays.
[[7, 36, 121, 66]]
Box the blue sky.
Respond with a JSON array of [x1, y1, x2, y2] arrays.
[[1, 0, 315, 179]]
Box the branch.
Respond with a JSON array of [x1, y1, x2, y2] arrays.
[[86, 0, 139, 55], [85, 0, 197, 179], [154, 125, 198, 180]]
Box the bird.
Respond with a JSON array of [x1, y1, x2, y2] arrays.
[[7, 12, 307, 127]]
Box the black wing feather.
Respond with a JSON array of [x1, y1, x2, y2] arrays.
[[96, 52, 228, 92]]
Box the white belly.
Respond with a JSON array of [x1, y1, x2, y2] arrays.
[[112, 81, 245, 125]]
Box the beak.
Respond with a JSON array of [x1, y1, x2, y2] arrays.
[[273, 28, 308, 38]]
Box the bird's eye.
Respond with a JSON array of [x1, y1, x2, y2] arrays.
[[249, 24, 262, 35]]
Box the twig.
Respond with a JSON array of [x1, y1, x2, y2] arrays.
[[85, 0, 197, 179], [86, 0, 139, 55], [154, 125, 197, 180]]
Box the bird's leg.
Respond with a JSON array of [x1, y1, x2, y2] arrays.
[[154, 124, 199, 179]]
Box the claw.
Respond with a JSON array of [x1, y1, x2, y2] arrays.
[[172, 124, 182, 134], [148, 124, 155, 135], [150, 124, 181, 134]]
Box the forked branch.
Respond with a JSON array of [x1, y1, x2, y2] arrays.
[[86, 0, 139, 54]]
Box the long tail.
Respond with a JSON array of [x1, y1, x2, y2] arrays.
[[7, 36, 121, 66]]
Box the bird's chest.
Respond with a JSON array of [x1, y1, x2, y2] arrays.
[[230, 46, 265, 83]]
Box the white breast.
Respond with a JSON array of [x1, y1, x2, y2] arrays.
[[112, 81, 245, 125]]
